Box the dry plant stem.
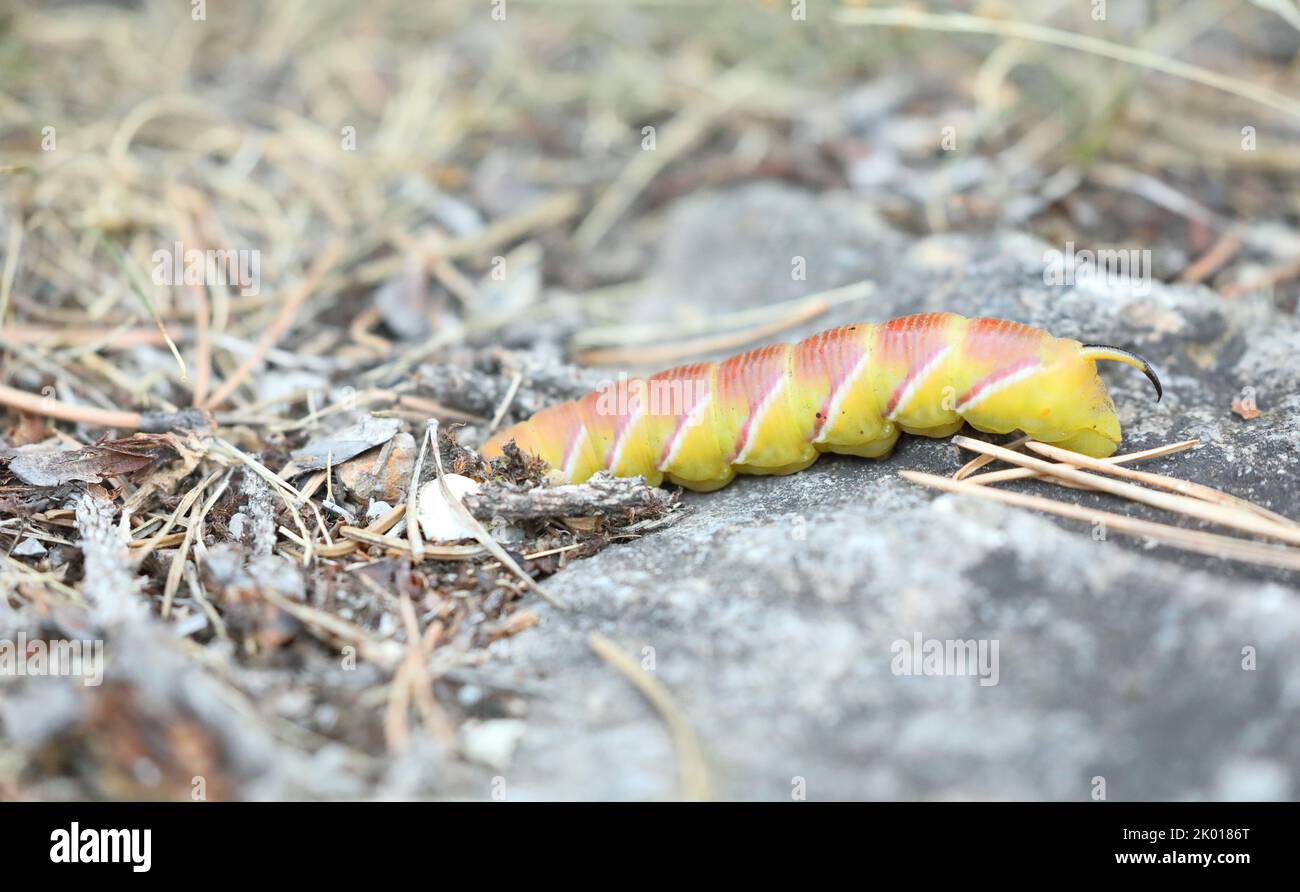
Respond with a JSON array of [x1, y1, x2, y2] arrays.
[[1180, 231, 1241, 283], [572, 279, 876, 349], [954, 434, 1030, 480], [574, 70, 750, 251], [385, 593, 451, 753], [587, 631, 712, 801], [184, 561, 229, 641], [0, 218, 22, 327], [486, 370, 523, 437], [427, 418, 565, 609], [350, 191, 581, 288], [262, 589, 398, 670], [162, 497, 204, 620], [1221, 257, 1300, 298], [1025, 441, 1298, 527], [171, 205, 212, 405], [336, 526, 483, 559], [965, 438, 1199, 486], [901, 471, 1300, 572], [0, 325, 168, 349], [835, 7, 1300, 120], [0, 382, 142, 428], [162, 470, 232, 618], [202, 241, 343, 410], [951, 436, 1300, 545], [131, 468, 224, 560], [314, 503, 405, 559], [574, 295, 831, 366], [406, 422, 430, 564]]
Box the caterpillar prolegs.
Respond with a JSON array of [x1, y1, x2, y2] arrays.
[[481, 312, 1162, 492]]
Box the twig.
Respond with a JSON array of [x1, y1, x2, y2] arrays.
[[0, 382, 142, 429], [463, 473, 673, 521], [901, 470, 1300, 572], [203, 241, 343, 410], [964, 438, 1199, 486], [1180, 230, 1241, 284], [587, 631, 712, 801], [951, 436, 1300, 545], [954, 435, 1030, 480], [1025, 440, 1297, 527]]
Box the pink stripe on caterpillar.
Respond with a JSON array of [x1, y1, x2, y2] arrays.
[[562, 422, 591, 480], [732, 371, 787, 464], [955, 356, 1041, 414], [605, 388, 644, 470], [885, 345, 950, 419], [657, 391, 713, 471], [813, 348, 871, 443]]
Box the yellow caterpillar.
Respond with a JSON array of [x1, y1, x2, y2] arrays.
[[482, 312, 1162, 492]]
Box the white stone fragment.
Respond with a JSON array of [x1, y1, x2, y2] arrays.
[[416, 474, 481, 542]]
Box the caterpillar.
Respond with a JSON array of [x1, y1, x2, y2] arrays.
[[481, 312, 1162, 492]]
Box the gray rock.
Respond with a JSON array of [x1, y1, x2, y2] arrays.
[[446, 183, 1300, 801]]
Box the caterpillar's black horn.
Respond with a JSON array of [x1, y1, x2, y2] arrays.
[[1081, 345, 1163, 402]]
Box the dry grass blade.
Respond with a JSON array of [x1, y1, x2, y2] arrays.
[[486, 370, 523, 438], [587, 631, 712, 801], [202, 241, 343, 410], [1026, 441, 1297, 528], [951, 436, 1300, 546], [573, 70, 752, 251], [406, 420, 430, 564], [900, 470, 1300, 572], [572, 279, 876, 349], [0, 218, 22, 327], [575, 295, 831, 367], [954, 434, 1030, 480], [162, 469, 232, 618], [314, 503, 406, 558], [131, 468, 225, 560], [836, 7, 1300, 120], [337, 526, 484, 559], [964, 438, 1199, 486]]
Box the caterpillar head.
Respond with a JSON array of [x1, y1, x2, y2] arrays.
[[1039, 343, 1162, 457]]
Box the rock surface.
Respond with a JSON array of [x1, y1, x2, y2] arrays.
[[450, 183, 1300, 801]]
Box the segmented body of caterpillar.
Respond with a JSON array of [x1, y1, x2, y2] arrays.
[[482, 312, 1161, 492]]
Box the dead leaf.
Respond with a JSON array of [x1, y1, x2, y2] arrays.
[[7, 432, 199, 487], [288, 416, 402, 472]]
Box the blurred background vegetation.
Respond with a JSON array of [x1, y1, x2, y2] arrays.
[[0, 0, 1297, 415]]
